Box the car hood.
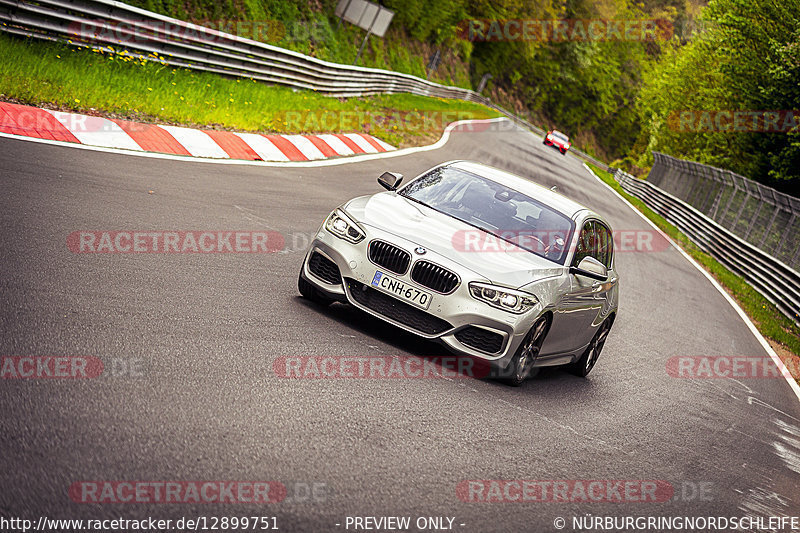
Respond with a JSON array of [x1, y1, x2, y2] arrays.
[[344, 192, 564, 288]]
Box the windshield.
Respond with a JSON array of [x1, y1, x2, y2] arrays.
[[551, 131, 569, 142], [399, 166, 575, 265]]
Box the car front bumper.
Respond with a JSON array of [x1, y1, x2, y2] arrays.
[[300, 224, 546, 369]]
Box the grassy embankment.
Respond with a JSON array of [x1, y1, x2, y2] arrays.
[[0, 34, 498, 148], [124, 0, 474, 90], [588, 164, 800, 382]]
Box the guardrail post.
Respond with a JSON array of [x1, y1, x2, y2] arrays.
[[744, 201, 763, 241], [730, 188, 751, 232], [720, 172, 739, 225], [774, 213, 795, 258], [758, 207, 781, 249], [700, 171, 718, 215], [792, 238, 800, 266]]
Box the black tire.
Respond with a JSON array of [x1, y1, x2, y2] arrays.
[[298, 272, 333, 306], [568, 317, 613, 377], [506, 315, 550, 386]]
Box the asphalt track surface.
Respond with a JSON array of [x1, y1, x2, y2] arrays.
[[1, 121, 799, 532]]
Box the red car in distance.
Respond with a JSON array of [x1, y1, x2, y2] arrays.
[[543, 130, 571, 155]]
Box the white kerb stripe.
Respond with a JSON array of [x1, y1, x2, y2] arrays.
[[44, 110, 142, 151], [0, 115, 509, 167], [158, 125, 229, 158], [371, 136, 396, 151], [343, 133, 378, 153], [315, 134, 354, 156], [281, 135, 325, 160], [234, 132, 290, 161]]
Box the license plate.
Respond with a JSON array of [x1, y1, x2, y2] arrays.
[[370, 270, 432, 310]]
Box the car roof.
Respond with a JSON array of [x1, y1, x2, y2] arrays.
[[445, 160, 590, 219]]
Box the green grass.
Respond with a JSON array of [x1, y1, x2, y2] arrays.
[[587, 164, 800, 370], [0, 34, 498, 147]]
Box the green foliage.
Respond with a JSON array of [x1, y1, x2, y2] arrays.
[[637, 0, 800, 194], [121, 0, 473, 87], [114, 0, 677, 162], [0, 34, 499, 148]]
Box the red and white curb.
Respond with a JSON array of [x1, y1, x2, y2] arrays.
[[0, 102, 395, 161]]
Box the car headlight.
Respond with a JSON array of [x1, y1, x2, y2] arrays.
[[325, 208, 365, 244], [468, 282, 539, 314]]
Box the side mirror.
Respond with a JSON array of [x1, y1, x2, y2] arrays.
[[569, 256, 608, 281], [378, 172, 403, 191]]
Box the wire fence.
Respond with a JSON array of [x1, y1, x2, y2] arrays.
[[648, 152, 800, 271], [613, 166, 800, 326]]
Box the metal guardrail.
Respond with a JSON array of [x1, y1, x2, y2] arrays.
[[0, 0, 609, 169], [612, 168, 800, 327], [648, 152, 800, 271]]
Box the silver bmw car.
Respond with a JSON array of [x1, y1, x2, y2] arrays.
[[299, 161, 619, 385]]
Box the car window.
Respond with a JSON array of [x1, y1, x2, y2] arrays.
[[572, 221, 596, 267], [573, 220, 613, 269], [400, 166, 575, 265], [596, 222, 613, 269]]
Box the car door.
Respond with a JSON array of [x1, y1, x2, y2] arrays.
[[542, 220, 603, 355]]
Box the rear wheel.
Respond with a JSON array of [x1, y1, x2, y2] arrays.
[[568, 318, 612, 377], [506, 315, 550, 386], [298, 271, 333, 306]]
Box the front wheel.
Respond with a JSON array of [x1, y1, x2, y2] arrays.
[[506, 315, 550, 386], [298, 272, 333, 306], [568, 318, 612, 377]]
